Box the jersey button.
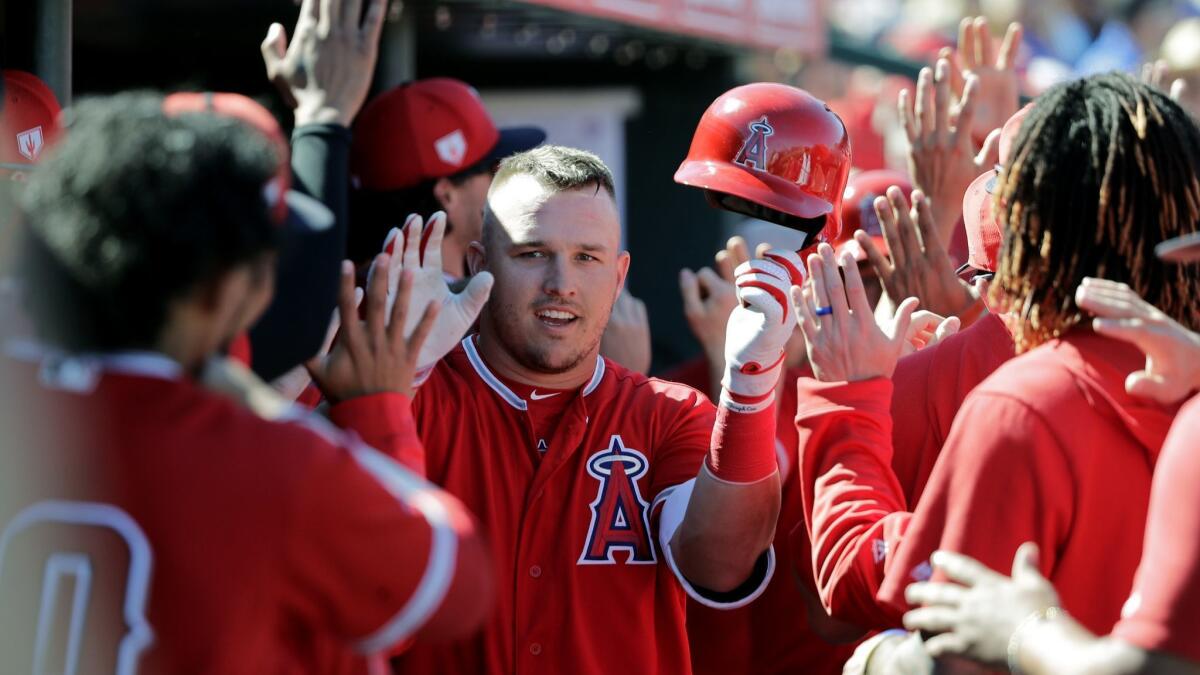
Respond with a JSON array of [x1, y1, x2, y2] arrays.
[[529, 565, 542, 578], [529, 642, 543, 656]]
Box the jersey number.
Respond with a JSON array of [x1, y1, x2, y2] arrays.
[[0, 500, 154, 674]]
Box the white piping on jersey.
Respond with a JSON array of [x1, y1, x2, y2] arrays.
[[7, 340, 183, 390], [273, 406, 460, 653], [461, 336, 606, 411]]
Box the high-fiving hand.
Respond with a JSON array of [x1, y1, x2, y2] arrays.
[[378, 212, 494, 382], [261, 0, 387, 127], [306, 258, 439, 401], [795, 243, 919, 383]]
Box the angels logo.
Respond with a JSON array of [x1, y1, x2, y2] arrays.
[[733, 116, 774, 171], [578, 435, 656, 565], [17, 126, 44, 162]]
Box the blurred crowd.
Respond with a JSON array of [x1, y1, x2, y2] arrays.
[[1, 0, 1199, 673]]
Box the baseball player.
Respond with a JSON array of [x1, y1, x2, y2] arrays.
[[0, 94, 492, 673], [793, 83, 1032, 641], [672, 81, 861, 674], [900, 235, 1200, 674], [793, 73, 1199, 651], [378, 144, 787, 675]]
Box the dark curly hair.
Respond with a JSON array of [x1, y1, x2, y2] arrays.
[[18, 92, 281, 352], [993, 73, 1200, 352]]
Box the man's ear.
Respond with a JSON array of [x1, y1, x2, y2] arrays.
[[434, 176, 455, 210], [614, 251, 631, 300], [468, 241, 487, 277]]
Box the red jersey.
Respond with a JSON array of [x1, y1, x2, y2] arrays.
[[397, 337, 771, 675], [0, 349, 488, 674], [796, 331, 1177, 634], [1113, 394, 1200, 661], [684, 363, 856, 675]]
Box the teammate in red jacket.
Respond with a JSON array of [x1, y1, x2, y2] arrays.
[[386, 145, 788, 675], [792, 73, 1200, 647], [0, 95, 492, 673]]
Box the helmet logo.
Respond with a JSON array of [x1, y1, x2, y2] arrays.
[[734, 116, 774, 172]]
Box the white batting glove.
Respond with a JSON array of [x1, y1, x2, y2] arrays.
[[374, 211, 494, 384], [720, 249, 804, 410]]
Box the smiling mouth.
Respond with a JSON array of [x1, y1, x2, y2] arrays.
[[536, 308, 579, 328]]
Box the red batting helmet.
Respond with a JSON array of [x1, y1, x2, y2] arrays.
[[836, 169, 913, 261], [675, 82, 852, 248]]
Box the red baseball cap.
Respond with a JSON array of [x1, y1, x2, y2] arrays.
[[1, 70, 63, 171], [835, 169, 913, 261], [351, 78, 545, 191], [163, 92, 333, 233], [960, 103, 1034, 274]]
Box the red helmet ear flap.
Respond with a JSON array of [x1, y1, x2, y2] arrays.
[[676, 83, 852, 244]]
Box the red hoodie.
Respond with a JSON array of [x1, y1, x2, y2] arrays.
[[797, 330, 1179, 634]]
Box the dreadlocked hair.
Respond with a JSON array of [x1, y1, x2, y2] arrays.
[[993, 72, 1200, 353]]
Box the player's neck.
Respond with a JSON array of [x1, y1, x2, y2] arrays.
[[474, 330, 597, 391]]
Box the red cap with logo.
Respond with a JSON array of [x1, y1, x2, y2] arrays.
[[835, 169, 913, 261], [351, 78, 545, 191], [1, 70, 63, 171], [162, 92, 333, 233], [674, 82, 852, 249], [961, 103, 1034, 274]]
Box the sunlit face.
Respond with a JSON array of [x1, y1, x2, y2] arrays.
[[472, 175, 629, 375]]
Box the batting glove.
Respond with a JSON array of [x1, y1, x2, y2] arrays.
[[374, 211, 493, 384], [720, 249, 804, 410]]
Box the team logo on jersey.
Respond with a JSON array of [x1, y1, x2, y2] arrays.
[[578, 435, 657, 565], [17, 126, 44, 161], [734, 116, 774, 171]]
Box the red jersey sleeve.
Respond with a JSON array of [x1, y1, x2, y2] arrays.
[[645, 381, 716, 500], [329, 393, 425, 475], [875, 392, 1073, 618], [793, 376, 914, 629], [279, 420, 492, 653], [1112, 396, 1200, 662]]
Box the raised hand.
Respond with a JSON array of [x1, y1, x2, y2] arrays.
[[859, 187, 976, 319], [307, 257, 439, 401], [1075, 277, 1200, 404], [600, 290, 652, 374], [795, 243, 918, 383], [901, 60, 1001, 244], [379, 212, 494, 380], [903, 544, 1059, 668], [680, 267, 738, 364], [720, 249, 804, 407], [261, 0, 387, 126], [941, 17, 1022, 142]]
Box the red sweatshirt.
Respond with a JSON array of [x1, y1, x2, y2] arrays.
[[797, 330, 1178, 634]]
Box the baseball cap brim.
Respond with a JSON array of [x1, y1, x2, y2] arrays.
[[961, 169, 1003, 274], [482, 126, 546, 166], [1156, 232, 1200, 263], [282, 189, 335, 233]]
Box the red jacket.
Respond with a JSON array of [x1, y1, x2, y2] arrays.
[[797, 330, 1178, 633]]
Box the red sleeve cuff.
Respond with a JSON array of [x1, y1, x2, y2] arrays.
[[796, 377, 894, 418], [329, 393, 425, 476]]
